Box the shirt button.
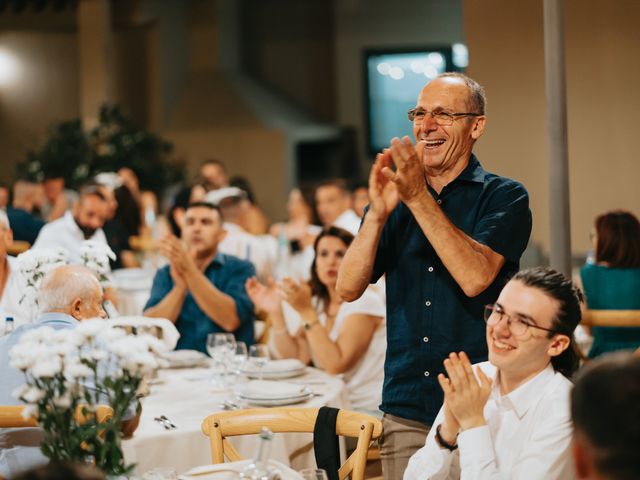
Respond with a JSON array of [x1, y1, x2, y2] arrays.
[[423, 336, 429, 343], [436, 199, 442, 205], [428, 266, 434, 272], [424, 371, 430, 377], [425, 300, 432, 307]]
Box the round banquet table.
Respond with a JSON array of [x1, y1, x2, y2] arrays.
[[122, 365, 350, 475]]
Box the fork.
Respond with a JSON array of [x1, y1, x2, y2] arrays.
[[160, 414, 177, 429], [154, 416, 172, 430]]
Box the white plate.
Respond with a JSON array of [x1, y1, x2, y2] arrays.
[[242, 367, 306, 380], [241, 392, 313, 407], [235, 381, 311, 401], [241, 359, 307, 379]]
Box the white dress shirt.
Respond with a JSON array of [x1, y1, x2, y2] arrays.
[[217, 222, 276, 282], [404, 362, 575, 480], [333, 209, 361, 235], [32, 211, 109, 266]]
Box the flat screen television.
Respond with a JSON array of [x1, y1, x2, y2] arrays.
[[364, 45, 467, 157]]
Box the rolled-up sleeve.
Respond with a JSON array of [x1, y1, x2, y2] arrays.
[[471, 179, 531, 263], [143, 267, 172, 311], [220, 259, 256, 326]]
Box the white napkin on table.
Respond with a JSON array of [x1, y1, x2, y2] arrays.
[[109, 316, 180, 351]]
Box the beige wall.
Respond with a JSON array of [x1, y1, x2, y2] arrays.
[[0, 31, 79, 181], [162, 128, 287, 222], [464, 0, 640, 257]]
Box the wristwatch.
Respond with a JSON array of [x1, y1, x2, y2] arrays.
[[435, 424, 458, 451]]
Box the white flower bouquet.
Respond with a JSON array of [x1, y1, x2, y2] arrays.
[[79, 241, 116, 286], [10, 320, 167, 476], [16, 248, 69, 320]]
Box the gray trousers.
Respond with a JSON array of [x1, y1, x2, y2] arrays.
[[380, 413, 431, 479]]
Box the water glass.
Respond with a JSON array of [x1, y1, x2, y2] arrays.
[[248, 344, 270, 381], [207, 333, 236, 386], [299, 468, 329, 480], [232, 341, 248, 375]]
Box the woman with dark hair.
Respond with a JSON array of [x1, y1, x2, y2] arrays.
[[245, 226, 385, 411], [580, 210, 640, 357], [269, 185, 321, 280]]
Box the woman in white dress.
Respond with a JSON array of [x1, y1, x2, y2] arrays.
[[246, 226, 385, 411]]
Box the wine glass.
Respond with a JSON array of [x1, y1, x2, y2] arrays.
[[207, 333, 235, 386], [232, 341, 248, 375], [299, 469, 329, 480], [248, 344, 270, 381]]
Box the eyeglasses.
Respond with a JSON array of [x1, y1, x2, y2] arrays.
[[408, 108, 482, 126], [483, 304, 558, 337]]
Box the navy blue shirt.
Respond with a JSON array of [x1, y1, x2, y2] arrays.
[[6, 207, 44, 245], [372, 155, 532, 425], [144, 252, 256, 352]]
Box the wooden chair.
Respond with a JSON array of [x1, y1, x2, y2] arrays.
[[581, 309, 640, 328], [201, 407, 382, 480], [0, 405, 113, 480], [0, 404, 113, 428]]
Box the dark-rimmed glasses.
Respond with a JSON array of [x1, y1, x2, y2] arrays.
[[483, 304, 558, 337], [408, 108, 482, 126]]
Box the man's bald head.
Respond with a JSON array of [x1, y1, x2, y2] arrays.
[[38, 265, 105, 320]]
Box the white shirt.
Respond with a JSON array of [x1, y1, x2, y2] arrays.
[[217, 222, 277, 282], [404, 362, 575, 480], [0, 256, 31, 328], [280, 287, 386, 411], [32, 211, 109, 266], [333, 209, 361, 235]]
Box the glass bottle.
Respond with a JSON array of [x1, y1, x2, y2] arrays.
[[273, 232, 290, 280], [4, 316, 14, 336], [240, 427, 281, 479]]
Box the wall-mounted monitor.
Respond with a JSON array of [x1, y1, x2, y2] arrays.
[[364, 45, 468, 157]]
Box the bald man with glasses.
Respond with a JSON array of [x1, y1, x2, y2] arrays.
[[337, 72, 532, 477]]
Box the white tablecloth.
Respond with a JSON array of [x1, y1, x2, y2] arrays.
[[123, 366, 350, 474]]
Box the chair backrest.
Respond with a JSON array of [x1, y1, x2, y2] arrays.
[[0, 405, 113, 428], [201, 407, 382, 480], [582, 309, 640, 328]]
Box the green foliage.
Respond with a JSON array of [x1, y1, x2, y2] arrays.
[[16, 105, 184, 194]]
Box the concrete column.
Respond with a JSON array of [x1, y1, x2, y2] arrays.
[[543, 0, 572, 276], [78, 0, 113, 129]]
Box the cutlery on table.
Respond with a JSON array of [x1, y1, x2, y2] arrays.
[[160, 414, 177, 429], [154, 416, 176, 430]]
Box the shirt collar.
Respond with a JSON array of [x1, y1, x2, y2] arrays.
[[492, 363, 556, 419], [223, 222, 245, 234], [36, 312, 79, 328], [454, 154, 487, 184], [207, 251, 225, 269]]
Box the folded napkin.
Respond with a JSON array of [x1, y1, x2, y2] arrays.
[[109, 316, 180, 351], [243, 358, 306, 374], [162, 349, 210, 369], [237, 380, 309, 399]]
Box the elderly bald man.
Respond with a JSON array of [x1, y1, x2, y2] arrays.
[[0, 265, 138, 479]]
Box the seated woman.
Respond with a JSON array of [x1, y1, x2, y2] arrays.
[[581, 210, 640, 357], [269, 186, 321, 281], [246, 226, 385, 412]]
